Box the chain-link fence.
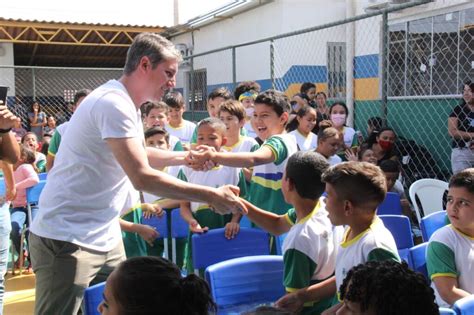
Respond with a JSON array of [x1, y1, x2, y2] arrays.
[[180, 2, 474, 188], [0, 66, 122, 129]]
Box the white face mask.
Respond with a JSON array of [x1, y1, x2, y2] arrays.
[[245, 107, 254, 117], [331, 113, 346, 127]]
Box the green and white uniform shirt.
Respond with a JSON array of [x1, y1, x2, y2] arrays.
[[427, 225, 474, 307], [249, 134, 298, 215], [47, 122, 69, 157], [282, 201, 339, 314], [289, 129, 318, 152], [335, 217, 400, 294], [142, 166, 180, 204], [191, 126, 248, 144], [165, 120, 196, 146], [169, 135, 184, 151], [178, 165, 247, 228], [223, 135, 259, 153]]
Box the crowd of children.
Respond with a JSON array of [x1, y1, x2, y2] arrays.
[[6, 81, 473, 314]]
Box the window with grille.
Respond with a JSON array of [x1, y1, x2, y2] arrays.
[[187, 69, 207, 111], [327, 42, 347, 99]]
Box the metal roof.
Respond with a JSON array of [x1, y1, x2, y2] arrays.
[[0, 18, 169, 67]]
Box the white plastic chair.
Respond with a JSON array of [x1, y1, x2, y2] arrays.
[[409, 179, 448, 225]]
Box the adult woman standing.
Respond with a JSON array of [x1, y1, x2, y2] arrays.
[[448, 81, 474, 174], [27, 101, 46, 141], [365, 127, 398, 165]]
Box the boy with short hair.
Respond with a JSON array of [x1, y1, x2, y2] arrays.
[[427, 168, 474, 307], [163, 91, 196, 149], [142, 101, 183, 151], [240, 151, 338, 314], [190, 89, 298, 216], [379, 159, 412, 218], [179, 118, 247, 274], [190, 87, 234, 145], [276, 162, 400, 313]]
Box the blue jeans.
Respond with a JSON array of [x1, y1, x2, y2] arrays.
[[10, 206, 37, 256], [0, 202, 12, 315]]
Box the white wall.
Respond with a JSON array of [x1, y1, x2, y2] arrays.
[[0, 43, 15, 96]]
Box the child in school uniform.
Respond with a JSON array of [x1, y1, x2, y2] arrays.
[[234, 81, 261, 140], [314, 123, 343, 166], [178, 118, 247, 274], [240, 151, 338, 314], [142, 101, 184, 152], [427, 168, 474, 307], [276, 162, 400, 314], [163, 92, 196, 150], [189, 89, 298, 217], [288, 106, 318, 152]]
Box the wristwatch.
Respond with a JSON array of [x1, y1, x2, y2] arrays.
[[0, 128, 12, 134]]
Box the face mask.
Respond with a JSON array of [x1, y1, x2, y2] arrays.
[[379, 139, 394, 151], [245, 107, 254, 117], [330, 114, 346, 127]]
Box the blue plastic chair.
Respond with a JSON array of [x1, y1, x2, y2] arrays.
[[275, 233, 288, 256], [192, 227, 269, 274], [239, 215, 252, 228], [420, 210, 447, 242], [379, 215, 414, 262], [408, 242, 429, 280], [453, 295, 474, 315], [142, 211, 169, 259], [439, 307, 456, 315], [377, 192, 402, 215], [170, 208, 188, 264], [83, 281, 105, 315], [205, 255, 285, 312], [38, 172, 47, 181]]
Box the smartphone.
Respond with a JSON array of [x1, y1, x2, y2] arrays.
[[0, 86, 8, 106]]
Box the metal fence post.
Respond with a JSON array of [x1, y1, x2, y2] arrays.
[[190, 55, 195, 122], [32, 67, 36, 101], [381, 11, 388, 126], [270, 40, 275, 89], [232, 47, 236, 90]]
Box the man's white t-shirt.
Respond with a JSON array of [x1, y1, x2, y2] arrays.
[[31, 80, 143, 252]]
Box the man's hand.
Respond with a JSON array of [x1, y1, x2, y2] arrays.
[[0, 105, 20, 130], [137, 224, 159, 246], [141, 203, 163, 219], [209, 185, 247, 215], [189, 219, 209, 234], [275, 291, 305, 313], [186, 145, 216, 170], [224, 222, 240, 239]]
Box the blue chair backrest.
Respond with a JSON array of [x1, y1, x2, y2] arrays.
[[170, 208, 188, 239], [275, 233, 288, 256], [453, 295, 474, 315], [408, 242, 429, 280], [205, 255, 285, 310], [38, 172, 47, 181], [83, 281, 105, 315], [142, 211, 168, 240], [439, 307, 456, 315], [26, 180, 47, 204], [239, 215, 252, 228], [192, 227, 270, 270], [377, 192, 402, 215], [421, 210, 447, 242], [379, 215, 414, 262]]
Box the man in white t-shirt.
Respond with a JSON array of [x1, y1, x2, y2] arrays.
[[29, 33, 246, 315]]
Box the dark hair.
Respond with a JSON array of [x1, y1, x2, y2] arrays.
[[208, 87, 232, 101], [234, 81, 261, 100], [143, 101, 169, 116], [449, 168, 474, 194], [197, 117, 227, 135], [322, 162, 387, 209], [366, 127, 396, 148], [316, 91, 327, 99], [293, 93, 310, 103], [40, 139, 50, 155], [339, 260, 439, 315], [123, 33, 182, 76], [144, 126, 169, 143], [20, 145, 36, 165], [317, 121, 340, 143], [293, 106, 317, 130], [329, 101, 348, 115], [29, 100, 40, 112], [243, 306, 291, 315], [255, 90, 290, 118], [21, 132, 37, 144], [357, 145, 373, 161], [300, 82, 316, 94], [286, 151, 329, 200], [163, 91, 185, 109], [218, 100, 245, 121], [73, 89, 91, 104], [379, 159, 400, 174], [112, 256, 216, 315], [368, 116, 383, 132]]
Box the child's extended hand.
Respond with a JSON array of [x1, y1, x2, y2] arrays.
[[137, 224, 159, 246], [275, 291, 305, 313], [189, 219, 209, 234], [141, 203, 163, 219], [224, 222, 240, 239], [345, 148, 358, 162]]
